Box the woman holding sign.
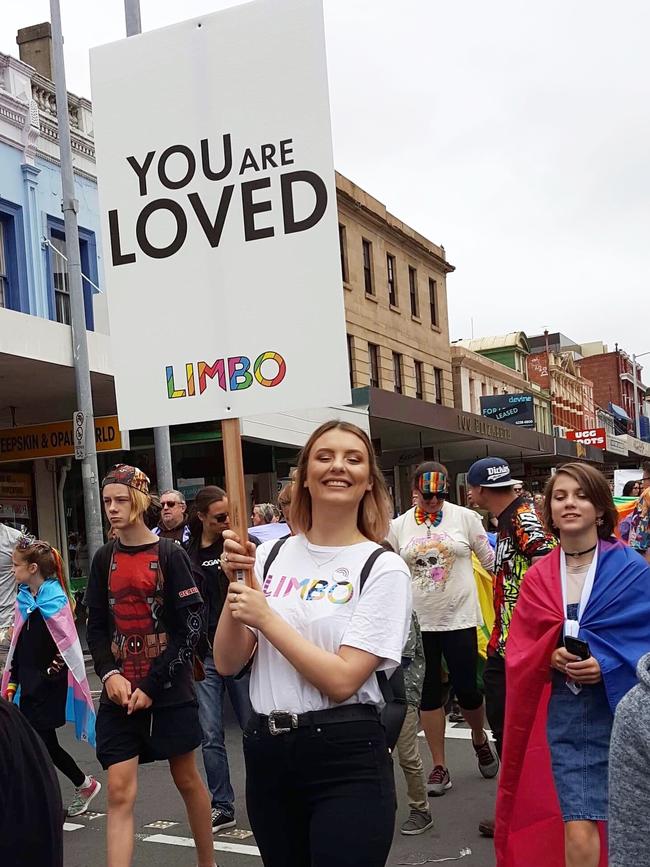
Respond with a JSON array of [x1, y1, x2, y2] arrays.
[[496, 464, 650, 867], [215, 420, 411, 867]]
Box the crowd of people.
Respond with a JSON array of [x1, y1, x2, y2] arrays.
[[1, 425, 650, 867]]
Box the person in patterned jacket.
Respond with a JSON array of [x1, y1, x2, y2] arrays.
[[467, 457, 556, 839]]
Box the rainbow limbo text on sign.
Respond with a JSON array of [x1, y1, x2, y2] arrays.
[[166, 352, 286, 399]]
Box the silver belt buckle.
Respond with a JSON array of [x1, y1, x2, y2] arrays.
[[268, 710, 298, 735]]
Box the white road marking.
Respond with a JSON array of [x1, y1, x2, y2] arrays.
[[143, 833, 261, 856], [144, 820, 179, 829], [63, 822, 85, 831], [417, 722, 495, 741]]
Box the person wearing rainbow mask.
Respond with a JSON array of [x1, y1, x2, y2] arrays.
[[388, 462, 498, 798]]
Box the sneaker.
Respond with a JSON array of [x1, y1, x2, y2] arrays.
[[473, 731, 500, 779], [478, 817, 495, 838], [401, 808, 434, 836], [211, 808, 236, 834], [448, 701, 464, 723], [66, 777, 101, 817], [427, 765, 452, 796]]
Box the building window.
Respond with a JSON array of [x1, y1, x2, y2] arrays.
[[387, 254, 398, 307], [47, 221, 97, 330], [362, 239, 374, 295], [368, 343, 380, 388], [414, 360, 424, 400], [0, 222, 8, 309], [51, 234, 72, 325], [0, 202, 28, 312], [434, 367, 443, 404], [393, 352, 403, 394], [346, 333, 355, 388], [339, 224, 348, 283], [409, 266, 419, 317], [429, 278, 439, 327]]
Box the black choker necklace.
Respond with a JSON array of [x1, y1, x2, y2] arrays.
[[564, 543, 597, 558]]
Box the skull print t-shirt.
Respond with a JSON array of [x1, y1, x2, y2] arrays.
[[388, 502, 495, 632]]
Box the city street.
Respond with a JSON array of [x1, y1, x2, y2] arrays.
[[60, 666, 496, 867]]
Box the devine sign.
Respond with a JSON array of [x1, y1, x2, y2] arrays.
[[567, 428, 606, 449], [90, 0, 350, 430], [479, 393, 535, 429]]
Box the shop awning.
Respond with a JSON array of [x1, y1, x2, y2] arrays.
[[609, 403, 632, 423]]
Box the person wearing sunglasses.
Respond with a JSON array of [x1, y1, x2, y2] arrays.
[[387, 461, 498, 799], [153, 489, 190, 545], [186, 486, 254, 834]]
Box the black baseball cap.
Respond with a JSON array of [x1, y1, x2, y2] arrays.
[[467, 457, 521, 489]]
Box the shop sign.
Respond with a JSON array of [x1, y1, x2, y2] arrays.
[[177, 477, 205, 502], [457, 412, 513, 442], [566, 428, 606, 449], [90, 0, 349, 431], [0, 472, 32, 498], [479, 393, 535, 428], [626, 435, 650, 458], [0, 501, 30, 520], [606, 434, 628, 457], [0, 416, 123, 463]]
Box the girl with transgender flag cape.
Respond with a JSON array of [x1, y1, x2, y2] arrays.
[[495, 463, 650, 867], [1, 537, 101, 818]]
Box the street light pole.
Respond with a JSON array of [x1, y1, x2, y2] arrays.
[[50, 0, 104, 562], [122, 0, 174, 494]]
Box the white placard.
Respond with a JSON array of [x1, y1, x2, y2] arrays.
[[90, 0, 350, 431]]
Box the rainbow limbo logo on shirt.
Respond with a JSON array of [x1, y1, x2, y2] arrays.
[[165, 351, 286, 399], [263, 568, 354, 605]]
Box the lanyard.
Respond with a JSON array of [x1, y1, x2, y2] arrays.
[[559, 543, 598, 638]]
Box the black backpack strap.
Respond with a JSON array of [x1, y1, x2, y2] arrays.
[[262, 536, 289, 580], [359, 546, 389, 593], [358, 546, 407, 750]]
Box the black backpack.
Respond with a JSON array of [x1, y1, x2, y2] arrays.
[[262, 537, 407, 750]]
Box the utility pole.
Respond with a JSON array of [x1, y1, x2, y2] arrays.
[[50, 0, 104, 562], [123, 0, 174, 494]]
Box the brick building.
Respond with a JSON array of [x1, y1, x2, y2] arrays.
[[578, 345, 647, 437], [527, 348, 596, 436]]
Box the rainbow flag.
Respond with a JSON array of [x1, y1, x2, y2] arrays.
[[473, 553, 495, 660], [614, 495, 638, 541], [1, 581, 96, 746]]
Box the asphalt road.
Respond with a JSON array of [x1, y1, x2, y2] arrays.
[[60, 670, 497, 867]]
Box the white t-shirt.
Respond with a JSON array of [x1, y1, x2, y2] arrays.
[[249, 534, 412, 715], [0, 523, 22, 629], [387, 502, 494, 633]]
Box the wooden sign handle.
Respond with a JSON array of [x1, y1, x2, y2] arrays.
[[221, 418, 253, 587]]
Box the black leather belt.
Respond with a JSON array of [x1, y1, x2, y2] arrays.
[[251, 704, 379, 736]]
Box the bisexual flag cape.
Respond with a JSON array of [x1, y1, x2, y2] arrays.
[[495, 540, 650, 867], [1, 581, 96, 746]]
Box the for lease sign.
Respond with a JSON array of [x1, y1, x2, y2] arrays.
[[90, 0, 350, 430]]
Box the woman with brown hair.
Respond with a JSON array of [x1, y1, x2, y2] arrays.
[[215, 420, 412, 867], [496, 463, 650, 867]]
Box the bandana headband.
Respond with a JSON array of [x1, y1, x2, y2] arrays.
[[418, 471, 448, 496], [101, 463, 150, 495]]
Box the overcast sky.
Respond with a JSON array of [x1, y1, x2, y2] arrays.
[[3, 1, 650, 361]]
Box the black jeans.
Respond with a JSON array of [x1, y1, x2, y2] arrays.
[[36, 728, 86, 788], [243, 716, 396, 866], [483, 650, 506, 758]]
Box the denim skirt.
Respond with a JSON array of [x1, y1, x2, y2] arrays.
[[546, 668, 613, 821]]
